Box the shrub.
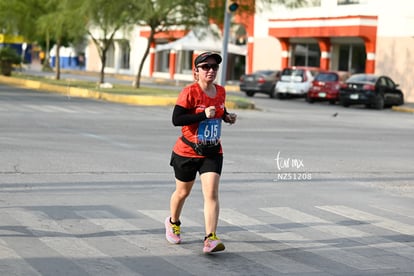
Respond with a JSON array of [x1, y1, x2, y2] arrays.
[[0, 47, 22, 64], [0, 47, 22, 76]]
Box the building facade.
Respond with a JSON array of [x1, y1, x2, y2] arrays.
[[0, 34, 32, 63], [251, 0, 414, 102], [81, 0, 414, 102]]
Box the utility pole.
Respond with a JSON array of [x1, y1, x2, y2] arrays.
[[220, 0, 239, 86]]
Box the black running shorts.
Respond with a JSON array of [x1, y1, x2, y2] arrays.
[[170, 152, 223, 182]]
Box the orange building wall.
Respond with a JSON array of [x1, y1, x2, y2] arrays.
[[375, 36, 414, 102]]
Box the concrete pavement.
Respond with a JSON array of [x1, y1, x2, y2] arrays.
[[2, 84, 414, 275]]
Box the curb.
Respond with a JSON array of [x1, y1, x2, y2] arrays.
[[391, 106, 414, 114], [61, 69, 243, 93], [0, 75, 253, 109]]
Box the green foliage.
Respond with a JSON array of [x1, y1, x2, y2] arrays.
[[0, 47, 22, 64], [0, 0, 307, 83], [127, 0, 213, 88], [129, 0, 209, 31], [0, 0, 89, 79], [0, 46, 21, 76], [77, 0, 134, 83]]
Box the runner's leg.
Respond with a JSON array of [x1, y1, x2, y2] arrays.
[[170, 179, 195, 222], [200, 172, 220, 235]]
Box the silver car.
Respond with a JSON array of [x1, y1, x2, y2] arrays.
[[274, 66, 320, 99]]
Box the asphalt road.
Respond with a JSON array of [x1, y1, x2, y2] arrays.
[[1, 84, 414, 276]]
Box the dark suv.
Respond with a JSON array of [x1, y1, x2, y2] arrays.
[[339, 74, 404, 109]]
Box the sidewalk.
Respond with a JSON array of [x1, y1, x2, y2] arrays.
[[0, 66, 252, 109], [391, 103, 414, 113], [24, 62, 242, 92]]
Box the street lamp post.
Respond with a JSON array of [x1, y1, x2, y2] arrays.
[[220, 0, 238, 86]]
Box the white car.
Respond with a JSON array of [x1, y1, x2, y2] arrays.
[[274, 66, 320, 99]]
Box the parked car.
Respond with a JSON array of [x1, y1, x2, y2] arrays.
[[274, 66, 320, 99], [307, 71, 350, 104], [239, 70, 281, 97], [339, 74, 404, 110]]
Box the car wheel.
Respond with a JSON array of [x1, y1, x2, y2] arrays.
[[246, 91, 255, 97], [398, 94, 405, 106], [276, 93, 285, 100], [269, 85, 276, 98], [340, 99, 349, 107], [306, 94, 314, 103], [329, 100, 336, 105], [373, 95, 384, 110]]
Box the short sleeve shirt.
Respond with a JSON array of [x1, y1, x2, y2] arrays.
[[172, 83, 226, 158]]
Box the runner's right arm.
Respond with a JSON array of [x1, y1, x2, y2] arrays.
[[172, 105, 207, 126]]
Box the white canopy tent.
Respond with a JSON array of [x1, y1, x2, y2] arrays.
[[155, 29, 246, 55]]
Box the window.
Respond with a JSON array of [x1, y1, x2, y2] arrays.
[[378, 77, 387, 87], [119, 40, 130, 69], [338, 44, 366, 73], [105, 41, 115, 68], [308, 0, 321, 7], [231, 24, 247, 45], [338, 0, 359, 4], [315, 73, 339, 82], [280, 68, 305, 82], [176, 50, 193, 74], [155, 50, 170, 73], [337, 0, 366, 5], [348, 74, 377, 83], [385, 77, 396, 89], [292, 44, 320, 67]]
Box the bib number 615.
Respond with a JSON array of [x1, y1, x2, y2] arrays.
[[198, 119, 221, 142], [204, 124, 218, 139]]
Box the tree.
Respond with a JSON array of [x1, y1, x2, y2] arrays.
[[127, 0, 212, 88], [79, 0, 133, 84], [0, 0, 38, 37], [127, 0, 307, 88], [0, 47, 22, 76], [0, 0, 307, 84], [36, 0, 86, 80], [0, 0, 87, 79]]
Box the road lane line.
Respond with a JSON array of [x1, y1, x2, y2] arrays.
[[7, 209, 139, 276], [220, 208, 392, 271], [316, 205, 414, 236], [262, 207, 369, 238], [0, 239, 42, 276], [138, 209, 318, 274], [263, 206, 414, 261]]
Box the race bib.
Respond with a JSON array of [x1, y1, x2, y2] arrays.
[[197, 119, 222, 143]]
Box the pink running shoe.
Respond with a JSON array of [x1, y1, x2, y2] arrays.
[[165, 217, 181, 244], [203, 232, 225, 253]]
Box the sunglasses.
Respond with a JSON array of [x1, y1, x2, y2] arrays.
[[197, 63, 219, 71]]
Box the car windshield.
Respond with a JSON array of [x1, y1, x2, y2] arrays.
[[281, 69, 304, 76], [256, 70, 276, 76], [280, 69, 304, 82], [347, 74, 377, 84], [315, 73, 338, 82]]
